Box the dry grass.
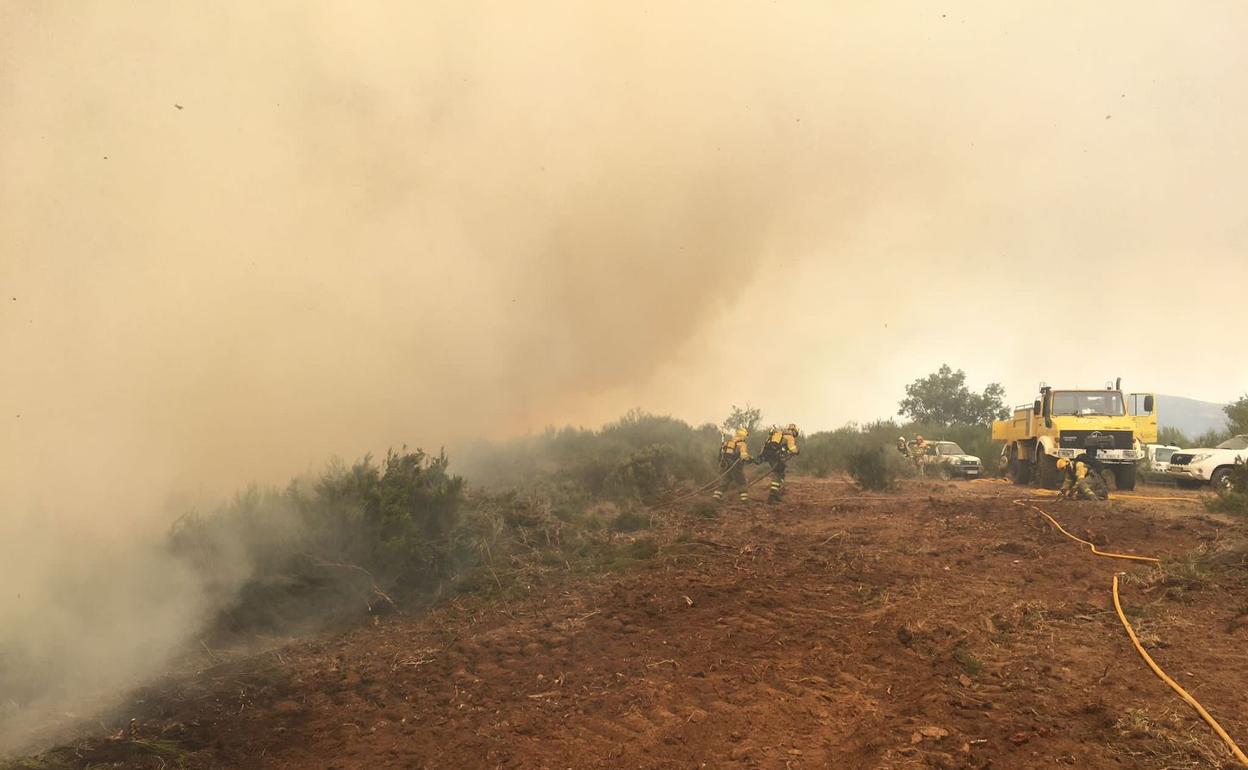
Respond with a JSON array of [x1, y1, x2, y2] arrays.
[[1123, 543, 1248, 601], [1112, 707, 1236, 769], [0, 737, 191, 770]]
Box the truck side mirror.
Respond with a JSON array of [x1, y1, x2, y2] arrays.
[[1033, 399, 1042, 416], [1144, 394, 1154, 413]]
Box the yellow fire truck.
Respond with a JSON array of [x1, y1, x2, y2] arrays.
[[991, 379, 1157, 490]]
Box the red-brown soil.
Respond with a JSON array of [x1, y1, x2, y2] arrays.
[[33, 479, 1248, 769]]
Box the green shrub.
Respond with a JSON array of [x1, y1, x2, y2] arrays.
[[459, 409, 720, 502], [605, 444, 689, 502], [1231, 458, 1248, 492], [169, 447, 466, 634], [1215, 493, 1248, 516], [846, 447, 897, 491], [1206, 458, 1248, 516]]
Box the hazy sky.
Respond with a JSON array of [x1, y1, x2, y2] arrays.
[[4, 1, 1248, 513]]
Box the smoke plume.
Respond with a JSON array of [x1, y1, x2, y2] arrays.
[[4, 0, 1248, 754]]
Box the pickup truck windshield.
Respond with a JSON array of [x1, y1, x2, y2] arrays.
[[1216, 436, 1248, 450], [1051, 391, 1125, 417], [937, 443, 966, 454]]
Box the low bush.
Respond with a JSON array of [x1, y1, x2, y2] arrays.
[[173, 423, 692, 635], [846, 447, 898, 491], [1205, 458, 1248, 516], [169, 448, 466, 635], [1209, 491, 1248, 516], [459, 409, 720, 502], [605, 444, 700, 503]]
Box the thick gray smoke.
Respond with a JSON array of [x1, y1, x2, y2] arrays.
[[0, 1, 818, 752], [0, 514, 224, 752]]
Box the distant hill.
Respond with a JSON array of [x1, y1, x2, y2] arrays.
[[1155, 395, 1229, 438]]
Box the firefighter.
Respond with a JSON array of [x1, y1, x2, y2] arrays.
[[759, 424, 801, 502], [908, 435, 929, 473], [896, 436, 909, 456], [712, 427, 752, 502], [1057, 455, 1109, 500]]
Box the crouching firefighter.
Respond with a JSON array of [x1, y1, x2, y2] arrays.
[[759, 424, 800, 502], [713, 428, 752, 502], [1057, 455, 1109, 500]]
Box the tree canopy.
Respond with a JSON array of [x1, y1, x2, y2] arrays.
[[722, 404, 763, 434], [898, 365, 1010, 427], [1226, 394, 1248, 436]]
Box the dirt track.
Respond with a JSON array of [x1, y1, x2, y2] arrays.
[[80, 479, 1248, 769]]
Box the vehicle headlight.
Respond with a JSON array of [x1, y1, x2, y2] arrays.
[[1189, 453, 1213, 464]]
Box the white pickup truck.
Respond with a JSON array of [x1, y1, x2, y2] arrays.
[[921, 440, 984, 479], [1140, 443, 1181, 482], [1166, 435, 1248, 491]]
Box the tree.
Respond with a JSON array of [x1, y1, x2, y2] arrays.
[[1194, 428, 1230, 449], [1157, 426, 1191, 447], [722, 404, 762, 434], [898, 365, 1009, 427], [1226, 394, 1248, 436]]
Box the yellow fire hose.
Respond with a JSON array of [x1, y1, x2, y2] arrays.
[[672, 472, 1242, 757], [1111, 493, 1202, 503], [656, 451, 793, 507], [1013, 500, 1160, 564], [746, 463, 781, 489], [1009, 486, 1199, 504], [972, 478, 1199, 503], [1112, 574, 1248, 766], [1015, 498, 1247, 764], [656, 458, 743, 506]]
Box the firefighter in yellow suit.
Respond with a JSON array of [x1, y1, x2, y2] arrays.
[[908, 435, 929, 474], [713, 428, 752, 502], [1057, 456, 1109, 500], [759, 424, 800, 502]]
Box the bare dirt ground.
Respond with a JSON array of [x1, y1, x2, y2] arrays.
[[26, 478, 1248, 769]]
